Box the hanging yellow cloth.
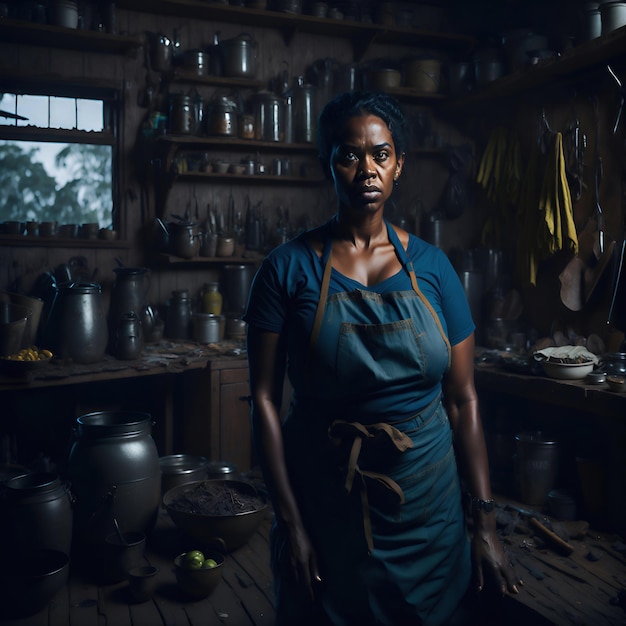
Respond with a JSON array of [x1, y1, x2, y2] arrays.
[[538, 132, 578, 257], [517, 132, 578, 286]]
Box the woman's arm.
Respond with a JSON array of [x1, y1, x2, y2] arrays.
[[246, 325, 321, 598], [443, 333, 522, 595]]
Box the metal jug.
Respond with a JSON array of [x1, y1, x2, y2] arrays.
[[115, 311, 144, 360], [108, 267, 151, 331], [42, 282, 108, 364]]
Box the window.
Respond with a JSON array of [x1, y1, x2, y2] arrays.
[[0, 83, 119, 233]]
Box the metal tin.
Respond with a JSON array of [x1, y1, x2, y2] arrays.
[[586, 371, 606, 384], [192, 313, 223, 343], [169, 94, 196, 134]]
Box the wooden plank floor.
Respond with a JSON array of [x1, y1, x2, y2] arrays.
[[3, 500, 625, 625], [1, 506, 276, 626]]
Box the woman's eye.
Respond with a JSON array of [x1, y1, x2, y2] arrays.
[[374, 151, 389, 162]]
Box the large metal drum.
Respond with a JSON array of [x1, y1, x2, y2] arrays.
[[67, 411, 160, 546]]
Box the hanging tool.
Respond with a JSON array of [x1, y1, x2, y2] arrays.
[[608, 239, 625, 325], [607, 64, 625, 134]]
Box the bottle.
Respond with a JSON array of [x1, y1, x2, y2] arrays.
[[202, 282, 223, 315]]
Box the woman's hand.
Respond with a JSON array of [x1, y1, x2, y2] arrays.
[[286, 521, 322, 602], [471, 524, 523, 596]]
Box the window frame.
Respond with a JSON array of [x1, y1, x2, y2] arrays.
[[0, 78, 123, 245]]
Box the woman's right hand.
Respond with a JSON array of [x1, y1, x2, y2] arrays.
[[287, 521, 322, 601]]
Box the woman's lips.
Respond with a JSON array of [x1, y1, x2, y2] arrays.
[[355, 186, 381, 201]]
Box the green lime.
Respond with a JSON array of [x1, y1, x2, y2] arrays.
[[202, 558, 218, 569], [184, 550, 205, 569]]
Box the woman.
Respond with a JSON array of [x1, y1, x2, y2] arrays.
[[244, 91, 521, 625]]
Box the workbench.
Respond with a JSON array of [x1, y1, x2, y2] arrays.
[[0, 340, 250, 472]]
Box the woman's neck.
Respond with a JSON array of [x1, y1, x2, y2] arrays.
[[332, 212, 387, 250]]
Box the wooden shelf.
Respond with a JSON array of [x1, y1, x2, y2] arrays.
[[117, 0, 475, 60], [166, 71, 266, 90], [0, 18, 143, 54], [474, 361, 626, 420], [444, 25, 626, 113], [150, 134, 318, 153], [151, 252, 261, 265], [175, 171, 325, 185], [0, 234, 129, 249]]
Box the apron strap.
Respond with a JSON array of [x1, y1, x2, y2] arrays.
[[305, 246, 334, 382], [387, 221, 452, 367]]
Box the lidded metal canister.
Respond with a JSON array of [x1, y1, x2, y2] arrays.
[[169, 93, 197, 134], [252, 91, 284, 142], [2, 472, 73, 556], [67, 411, 161, 546]]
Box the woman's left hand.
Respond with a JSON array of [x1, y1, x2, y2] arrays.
[[471, 526, 523, 596]]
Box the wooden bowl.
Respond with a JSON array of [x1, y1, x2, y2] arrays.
[[163, 479, 269, 551]]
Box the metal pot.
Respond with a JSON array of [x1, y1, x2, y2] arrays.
[[167, 221, 200, 259], [219, 33, 257, 79]]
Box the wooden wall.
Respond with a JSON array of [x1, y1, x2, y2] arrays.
[[0, 5, 466, 320]]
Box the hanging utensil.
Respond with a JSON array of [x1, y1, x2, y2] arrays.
[[607, 239, 625, 325], [594, 155, 604, 255], [607, 64, 625, 134]]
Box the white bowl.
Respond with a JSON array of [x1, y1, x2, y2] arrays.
[[541, 361, 594, 380]]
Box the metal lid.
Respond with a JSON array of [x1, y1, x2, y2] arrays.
[[206, 460, 237, 476]]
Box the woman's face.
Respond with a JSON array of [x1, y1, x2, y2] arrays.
[[330, 114, 404, 214]]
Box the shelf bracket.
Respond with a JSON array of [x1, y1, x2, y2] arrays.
[[280, 25, 299, 47]]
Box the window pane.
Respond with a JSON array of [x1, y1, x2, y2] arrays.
[[0, 140, 113, 227], [0, 93, 17, 125], [17, 95, 49, 127], [77, 99, 103, 131], [49, 96, 76, 130]]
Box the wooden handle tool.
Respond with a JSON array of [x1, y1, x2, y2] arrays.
[[529, 516, 574, 555]]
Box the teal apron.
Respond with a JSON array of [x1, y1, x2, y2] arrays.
[[273, 223, 471, 626]]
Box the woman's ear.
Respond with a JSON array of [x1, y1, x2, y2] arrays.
[[394, 152, 406, 180]]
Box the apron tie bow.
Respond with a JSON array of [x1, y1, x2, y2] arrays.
[[328, 420, 413, 553]]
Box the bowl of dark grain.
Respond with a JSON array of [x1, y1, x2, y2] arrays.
[[163, 479, 269, 551]]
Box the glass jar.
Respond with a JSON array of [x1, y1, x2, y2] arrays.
[[201, 282, 223, 315], [209, 95, 238, 137]]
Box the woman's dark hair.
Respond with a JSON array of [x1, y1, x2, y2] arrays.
[[317, 91, 409, 167]]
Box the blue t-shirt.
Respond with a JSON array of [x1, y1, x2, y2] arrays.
[[244, 222, 475, 411]]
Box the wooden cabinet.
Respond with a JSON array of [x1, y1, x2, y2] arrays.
[[181, 357, 253, 472]]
